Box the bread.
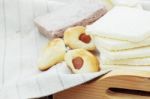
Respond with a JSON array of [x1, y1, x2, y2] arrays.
[[65, 49, 100, 73], [101, 55, 150, 66], [64, 26, 95, 51], [34, 0, 106, 38], [38, 38, 66, 71], [86, 6, 150, 42], [94, 36, 150, 51], [98, 46, 150, 60]]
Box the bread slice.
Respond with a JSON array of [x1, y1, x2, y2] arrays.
[[94, 36, 150, 51], [97, 46, 150, 60], [86, 6, 150, 42], [34, 0, 106, 38], [101, 55, 150, 66]]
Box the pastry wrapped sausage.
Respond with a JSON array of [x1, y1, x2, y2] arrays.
[[65, 49, 100, 73], [64, 26, 96, 51], [38, 38, 66, 71]]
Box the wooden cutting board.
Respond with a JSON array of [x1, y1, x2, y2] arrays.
[[53, 68, 150, 99]]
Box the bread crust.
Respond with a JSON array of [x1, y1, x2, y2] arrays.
[[34, 4, 107, 38]]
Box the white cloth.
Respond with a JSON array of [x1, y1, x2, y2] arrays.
[[0, 62, 110, 98], [0, 0, 110, 98]]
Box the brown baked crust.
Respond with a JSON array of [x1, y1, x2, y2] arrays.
[[35, 7, 107, 38]]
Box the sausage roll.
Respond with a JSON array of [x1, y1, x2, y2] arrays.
[[65, 49, 100, 73], [38, 38, 66, 71], [64, 26, 96, 51]]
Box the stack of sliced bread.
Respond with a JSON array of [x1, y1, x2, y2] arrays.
[[86, 6, 150, 66]]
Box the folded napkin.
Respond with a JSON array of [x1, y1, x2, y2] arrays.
[[0, 62, 110, 99]]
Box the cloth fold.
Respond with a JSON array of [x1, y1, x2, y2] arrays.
[[0, 62, 110, 98]]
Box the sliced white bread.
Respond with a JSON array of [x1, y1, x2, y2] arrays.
[[94, 36, 150, 51], [86, 6, 150, 42], [97, 46, 150, 60], [101, 55, 150, 66], [34, 0, 106, 38]]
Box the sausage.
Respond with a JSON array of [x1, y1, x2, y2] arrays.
[[72, 57, 84, 69], [79, 33, 91, 43]]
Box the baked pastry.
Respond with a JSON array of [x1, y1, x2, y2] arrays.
[[34, 0, 106, 38], [64, 26, 95, 51], [38, 38, 66, 71], [65, 49, 100, 73]]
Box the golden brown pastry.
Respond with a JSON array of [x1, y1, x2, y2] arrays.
[[38, 38, 66, 71], [64, 26, 96, 51], [65, 49, 100, 73]]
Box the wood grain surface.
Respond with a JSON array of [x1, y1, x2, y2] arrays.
[[54, 69, 150, 99]]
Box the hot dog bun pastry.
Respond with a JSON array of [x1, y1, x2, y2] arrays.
[[38, 38, 66, 71], [64, 26, 96, 51], [65, 49, 100, 73]]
